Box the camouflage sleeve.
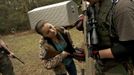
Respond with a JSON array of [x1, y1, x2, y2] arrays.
[[39, 38, 66, 69], [39, 49, 47, 59], [39, 38, 47, 59], [40, 49, 65, 69], [43, 54, 63, 69]]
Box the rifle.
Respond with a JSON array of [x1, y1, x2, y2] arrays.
[[81, 0, 99, 75], [0, 47, 25, 65], [12, 55, 25, 65]]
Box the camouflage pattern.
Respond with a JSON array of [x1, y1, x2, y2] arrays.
[[38, 27, 77, 75], [39, 38, 67, 75]]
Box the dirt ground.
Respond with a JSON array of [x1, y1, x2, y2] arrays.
[[1, 29, 130, 75]]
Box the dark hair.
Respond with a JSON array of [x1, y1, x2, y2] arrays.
[[35, 20, 47, 36]]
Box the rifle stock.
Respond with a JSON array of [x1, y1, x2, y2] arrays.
[[81, 0, 97, 75]]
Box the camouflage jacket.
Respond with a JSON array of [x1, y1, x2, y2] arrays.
[[39, 27, 73, 70]]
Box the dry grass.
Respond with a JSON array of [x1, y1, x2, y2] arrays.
[[1, 28, 85, 75]]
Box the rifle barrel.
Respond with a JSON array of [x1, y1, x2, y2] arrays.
[[13, 56, 25, 65]]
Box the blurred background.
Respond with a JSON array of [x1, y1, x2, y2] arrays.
[[0, 0, 80, 35]]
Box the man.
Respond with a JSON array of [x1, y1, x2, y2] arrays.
[[0, 39, 15, 75], [78, 0, 134, 74], [85, 0, 134, 63]]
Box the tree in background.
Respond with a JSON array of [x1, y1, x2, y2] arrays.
[[0, 0, 80, 35]]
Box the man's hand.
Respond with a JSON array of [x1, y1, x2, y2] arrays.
[[75, 14, 84, 31]]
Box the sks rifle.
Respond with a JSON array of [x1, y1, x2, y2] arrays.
[[81, 0, 99, 75]]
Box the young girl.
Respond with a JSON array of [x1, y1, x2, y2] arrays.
[[35, 20, 77, 75]]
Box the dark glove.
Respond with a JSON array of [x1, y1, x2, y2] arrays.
[[73, 47, 85, 61], [74, 14, 84, 31]]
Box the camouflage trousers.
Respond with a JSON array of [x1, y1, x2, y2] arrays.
[[0, 55, 15, 75]]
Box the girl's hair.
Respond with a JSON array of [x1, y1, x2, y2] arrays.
[[35, 20, 47, 36], [35, 20, 63, 40]]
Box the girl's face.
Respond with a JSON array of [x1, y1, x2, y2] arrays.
[[41, 23, 57, 38]]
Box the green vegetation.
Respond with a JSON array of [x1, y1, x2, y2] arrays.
[[0, 0, 80, 35]]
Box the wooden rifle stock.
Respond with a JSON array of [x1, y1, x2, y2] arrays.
[[81, 0, 96, 75]]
